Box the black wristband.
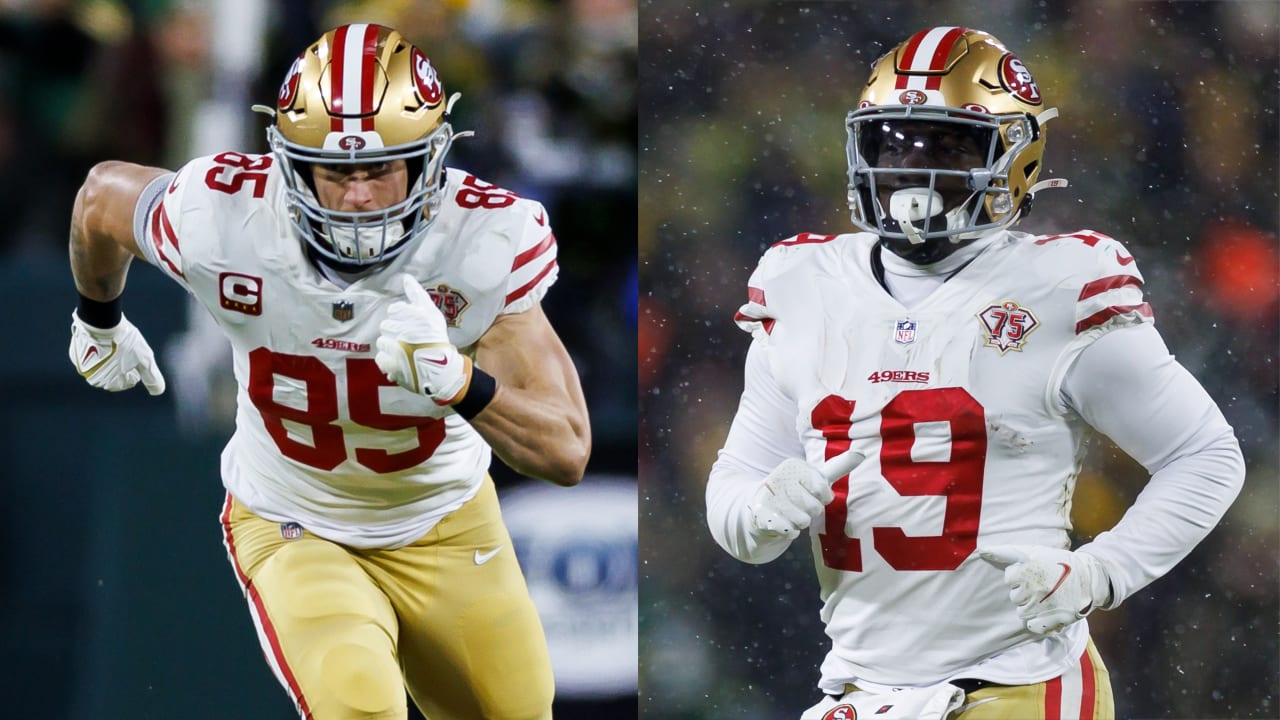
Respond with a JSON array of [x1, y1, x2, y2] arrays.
[[454, 367, 497, 420], [77, 293, 123, 329]]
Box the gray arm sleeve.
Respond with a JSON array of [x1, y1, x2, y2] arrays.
[[131, 173, 175, 268]]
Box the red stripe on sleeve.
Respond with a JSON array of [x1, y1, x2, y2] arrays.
[[770, 232, 838, 248], [329, 25, 349, 130], [1075, 303, 1153, 333], [511, 232, 556, 271], [747, 286, 766, 306], [505, 259, 557, 306], [1035, 232, 1102, 247], [1044, 675, 1063, 720], [1080, 647, 1097, 720], [360, 25, 378, 131], [150, 203, 184, 278], [1078, 274, 1142, 301]]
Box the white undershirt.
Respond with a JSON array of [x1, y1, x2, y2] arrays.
[[877, 232, 1002, 308]]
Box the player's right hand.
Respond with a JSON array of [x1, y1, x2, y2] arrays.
[[69, 310, 166, 395], [749, 458, 835, 538]]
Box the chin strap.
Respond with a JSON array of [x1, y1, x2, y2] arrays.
[[1028, 177, 1069, 194]]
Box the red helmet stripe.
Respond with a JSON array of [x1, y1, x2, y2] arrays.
[[896, 26, 964, 90], [925, 27, 965, 89], [925, 27, 966, 71], [329, 24, 350, 131], [360, 24, 379, 131], [894, 29, 930, 88], [328, 23, 379, 133]]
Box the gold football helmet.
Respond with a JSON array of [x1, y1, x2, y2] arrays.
[[263, 23, 463, 267], [846, 27, 1066, 246]]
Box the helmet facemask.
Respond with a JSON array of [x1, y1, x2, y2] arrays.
[[847, 106, 1042, 257], [267, 118, 456, 269]]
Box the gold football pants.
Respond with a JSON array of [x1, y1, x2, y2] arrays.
[[956, 639, 1114, 720], [220, 477, 554, 720]]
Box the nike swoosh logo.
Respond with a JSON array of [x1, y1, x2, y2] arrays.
[[421, 355, 449, 366], [81, 346, 100, 365], [1039, 562, 1072, 603], [77, 341, 117, 377], [1115, 250, 1135, 266], [534, 210, 546, 226], [474, 546, 503, 565]]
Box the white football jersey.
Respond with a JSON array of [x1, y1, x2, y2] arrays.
[[135, 152, 558, 548], [731, 229, 1152, 689]]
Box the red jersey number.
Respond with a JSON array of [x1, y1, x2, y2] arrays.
[[455, 175, 518, 209], [247, 348, 446, 473], [205, 152, 272, 198], [814, 387, 987, 572]]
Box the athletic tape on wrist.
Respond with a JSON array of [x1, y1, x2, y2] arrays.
[[453, 367, 497, 420], [77, 293, 123, 330]]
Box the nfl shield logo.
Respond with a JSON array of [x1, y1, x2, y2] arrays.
[[279, 522, 304, 540], [332, 301, 354, 322], [894, 319, 917, 345]]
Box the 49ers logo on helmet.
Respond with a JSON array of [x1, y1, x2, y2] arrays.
[[998, 53, 1042, 105], [898, 89, 928, 105], [338, 135, 365, 150], [278, 56, 303, 109], [410, 48, 443, 106]]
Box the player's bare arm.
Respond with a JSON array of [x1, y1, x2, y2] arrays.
[[69, 161, 169, 300], [67, 161, 171, 395], [470, 305, 591, 486]]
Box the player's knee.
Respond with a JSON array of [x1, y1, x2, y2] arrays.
[[314, 630, 406, 719]]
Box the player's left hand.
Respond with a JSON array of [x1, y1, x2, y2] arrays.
[[375, 274, 472, 405], [979, 545, 1112, 634]]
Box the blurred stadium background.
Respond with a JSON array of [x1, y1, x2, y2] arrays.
[[1, 0, 636, 718], [638, 1, 1277, 719]]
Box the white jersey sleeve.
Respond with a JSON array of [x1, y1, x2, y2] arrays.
[[1062, 323, 1245, 608], [499, 195, 557, 314], [706, 340, 809, 564], [132, 161, 208, 287]]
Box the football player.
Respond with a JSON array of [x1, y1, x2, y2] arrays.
[[67, 24, 590, 720], [706, 27, 1243, 720]]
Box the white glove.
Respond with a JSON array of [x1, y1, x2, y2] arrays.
[[749, 458, 835, 539], [979, 544, 1112, 634], [69, 310, 166, 395], [375, 274, 472, 405]]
